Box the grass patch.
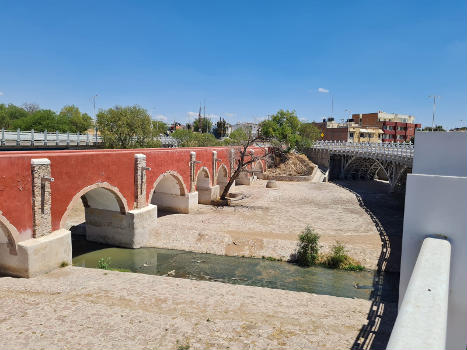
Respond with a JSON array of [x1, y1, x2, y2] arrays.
[[97, 257, 111, 270], [60, 261, 69, 268], [109, 267, 132, 273]]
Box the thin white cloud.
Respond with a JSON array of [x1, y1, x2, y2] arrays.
[[0, 91, 3, 96], [318, 88, 329, 93], [187, 111, 198, 118], [224, 112, 235, 118], [254, 115, 268, 123], [154, 114, 167, 121]]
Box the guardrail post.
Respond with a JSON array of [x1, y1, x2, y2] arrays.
[[77, 132, 80, 146], [31, 129, 34, 146], [56, 130, 59, 146], [66, 132, 70, 146], [16, 128, 20, 146], [86, 133, 89, 146], [1, 128, 5, 146], [44, 130, 48, 146]]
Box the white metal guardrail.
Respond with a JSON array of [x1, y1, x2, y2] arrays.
[[0, 129, 178, 148], [311, 140, 414, 165], [387, 236, 451, 350]]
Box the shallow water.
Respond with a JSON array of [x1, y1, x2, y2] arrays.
[[72, 239, 377, 300]]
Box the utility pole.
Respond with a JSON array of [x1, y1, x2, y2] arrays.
[[429, 95, 440, 131], [92, 94, 98, 119]]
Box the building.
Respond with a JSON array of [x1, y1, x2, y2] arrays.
[[313, 112, 421, 143], [231, 122, 259, 136], [313, 119, 382, 143], [352, 111, 421, 143]]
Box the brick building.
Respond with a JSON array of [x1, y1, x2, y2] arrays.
[[352, 112, 421, 143]]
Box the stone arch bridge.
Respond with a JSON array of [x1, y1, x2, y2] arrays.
[[0, 147, 266, 277], [307, 141, 414, 192]]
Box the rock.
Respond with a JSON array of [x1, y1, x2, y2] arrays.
[[266, 180, 278, 188]]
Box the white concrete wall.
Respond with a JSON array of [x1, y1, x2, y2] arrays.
[[413, 131, 466, 177], [401, 131, 467, 350], [151, 193, 197, 213]]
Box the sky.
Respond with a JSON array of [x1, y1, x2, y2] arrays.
[[0, 0, 465, 128]]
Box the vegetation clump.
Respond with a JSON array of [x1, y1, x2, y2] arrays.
[[295, 227, 364, 271], [321, 242, 364, 271], [97, 257, 111, 270], [296, 226, 320, 266]]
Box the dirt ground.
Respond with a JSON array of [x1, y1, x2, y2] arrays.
[[149, 180, 382, 269], [0, 267, 373, 350], [9, 178, 401, 349]]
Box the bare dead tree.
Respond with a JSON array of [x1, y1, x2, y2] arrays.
[[220, 130, 269, 200]]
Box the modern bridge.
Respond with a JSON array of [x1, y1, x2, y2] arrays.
[[0, 146, 265, 277], [307, 141, 414, 191]]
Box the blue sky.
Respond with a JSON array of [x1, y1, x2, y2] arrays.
[[0, 0, 465, 128]]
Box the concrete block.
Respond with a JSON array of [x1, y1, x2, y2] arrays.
[[151, 192, 198, 214], [235, 172, 253, 185], [198, 185, 220, 204], [86, 204, 157, 248], [0, 229, 72, 278]]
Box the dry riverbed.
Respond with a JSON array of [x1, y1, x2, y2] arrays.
[[149, 180, 382, 269], [0, 267, 372, 350]]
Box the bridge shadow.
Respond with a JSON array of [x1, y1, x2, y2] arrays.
[[332, 180, 403, 350]]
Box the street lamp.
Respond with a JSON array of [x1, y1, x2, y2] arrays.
[[428, 95, 440, 131], [344, 109, 352, 142]]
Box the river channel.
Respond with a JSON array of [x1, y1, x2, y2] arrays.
[[72, 236, 377, 300]]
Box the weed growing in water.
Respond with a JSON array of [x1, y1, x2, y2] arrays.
[[97, 257, 111, 270]]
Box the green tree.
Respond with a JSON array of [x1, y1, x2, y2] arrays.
[[97, 105, 159, 148], [297, 123, 321, 149], [422, 125, 446, 132], [171, 129, 219, 147], [152, 120, 168, 136], [260, 109, 301, 150], [223, 127, 248, 145], [0, 104, 29, 129], [213, 118, 228, 138], [59, 105, 93, 133], [193, 117, 212, 133], [12, 109, 65, 132]]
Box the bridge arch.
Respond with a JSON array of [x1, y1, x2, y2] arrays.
[[0, 212, 20, 254], [216, 164, 230, 194], [195, 167, 211, 190], [150, 171, 188, 214], [60, 182, 128, 230], [344, 157, 389, 181]]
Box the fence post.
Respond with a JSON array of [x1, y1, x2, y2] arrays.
[[66, 132, 70, 146], [86, 132, 89, 146], [77, 131, 80, 146], [1, 128, 5, 146], [56, 131, 59, 146], [16, 128, 20, 146], [44, 130, 48, 146], [31, 129, 35, 146]]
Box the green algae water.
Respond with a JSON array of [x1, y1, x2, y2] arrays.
[[72, 238, 378, 300]]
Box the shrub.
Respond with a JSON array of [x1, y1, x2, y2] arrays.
[[97, 257, 111, 270], [296, 226, 320, 266], [321, 242, 364, 271]]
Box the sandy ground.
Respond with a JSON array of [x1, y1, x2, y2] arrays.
[[149, 180, 382, 269], [0, 267, 373, 350], [7, 178, 400, 349]]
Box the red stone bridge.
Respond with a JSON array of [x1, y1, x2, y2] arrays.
[[0, 147, 266, 277]]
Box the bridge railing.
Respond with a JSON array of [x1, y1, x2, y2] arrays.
[[387, 236, 451, 350], [0, 129, 179, 148], [311, 141, 414, 161]]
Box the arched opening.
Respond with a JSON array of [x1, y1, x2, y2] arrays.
[[60, 182, 128, 256], [196, 167, 219, 204], [0, 214, 19, 256], [253, 161, 264, 179], [150, 171, 188, 216], [216, 164, 231, 194]]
